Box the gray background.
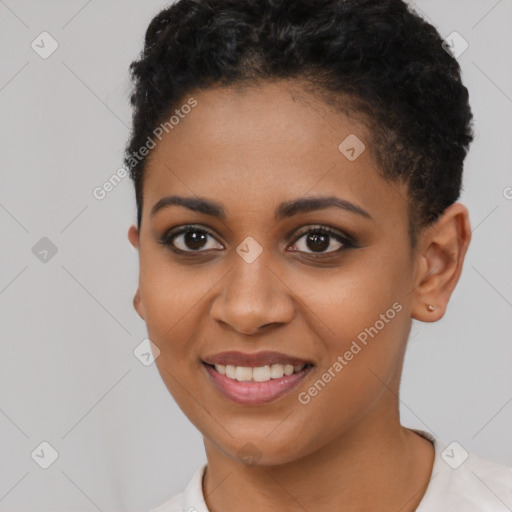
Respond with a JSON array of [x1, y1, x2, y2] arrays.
[[1, 0, 511, 510]]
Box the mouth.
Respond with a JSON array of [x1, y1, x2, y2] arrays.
[[204, 362, 312, 381], [201, 357, 314, 405]]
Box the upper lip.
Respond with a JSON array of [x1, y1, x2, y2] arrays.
[[202, 351, 313, 367]]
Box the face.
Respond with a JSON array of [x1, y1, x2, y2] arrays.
[[128, 81, 421, 465]]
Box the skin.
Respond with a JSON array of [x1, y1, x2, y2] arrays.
[[128, 80, 471, 512]]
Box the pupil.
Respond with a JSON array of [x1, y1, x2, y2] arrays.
[[185, 230, 207, 250], [307, 232, 329, 252]]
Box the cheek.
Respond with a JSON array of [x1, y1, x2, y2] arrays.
[[289, 249, 411, 398], [296, 271, 408, 385], [289, 249, 410, 341], [138, 250, 213, 341], [292, 302, 408, 454], [138, 257, 208, 411]]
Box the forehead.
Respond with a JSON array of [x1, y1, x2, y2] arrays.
[[142, 81, 407, 223]]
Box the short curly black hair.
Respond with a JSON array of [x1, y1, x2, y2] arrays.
[[124, 0, 474, 243]]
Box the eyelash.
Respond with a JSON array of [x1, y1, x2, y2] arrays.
[[158, 224, 357, 257]]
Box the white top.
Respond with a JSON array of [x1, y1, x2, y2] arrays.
[[149, 429, 512, 511]]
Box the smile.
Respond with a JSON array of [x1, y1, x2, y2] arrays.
[[202, 362, 314, 405], [213, 363, 307, 381]]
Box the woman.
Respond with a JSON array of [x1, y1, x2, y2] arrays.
[[124, 0, 512, 510]]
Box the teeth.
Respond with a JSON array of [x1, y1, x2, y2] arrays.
[[213, 363, 306, 382], [252, 365, 271, 382], [235, 366, 252, 381], [225, 365, 236, 379]]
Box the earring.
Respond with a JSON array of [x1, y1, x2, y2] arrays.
[[427, 304, 435, 312]]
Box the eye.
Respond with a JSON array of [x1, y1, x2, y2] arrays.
[[159, 225, 224, 253], [159, 224, 355, 256], [288, 225, 353, 255]]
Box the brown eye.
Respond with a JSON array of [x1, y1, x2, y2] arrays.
[[288, 226, 353, 255], [162, 226, 224, 252]]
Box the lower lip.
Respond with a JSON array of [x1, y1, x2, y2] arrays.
[[203, 363, 314, 405]]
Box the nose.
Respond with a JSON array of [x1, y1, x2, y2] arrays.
[[209, 255, 295, 336]]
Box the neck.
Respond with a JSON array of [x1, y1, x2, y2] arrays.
[[202, 404, 435, 512]]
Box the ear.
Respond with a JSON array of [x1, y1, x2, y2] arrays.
[[411, 203, 471, 322], [128, 224, 145, 321], [128, 223, 139, 250]]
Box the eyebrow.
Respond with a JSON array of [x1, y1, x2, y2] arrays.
[[150, 194, 373, 221]]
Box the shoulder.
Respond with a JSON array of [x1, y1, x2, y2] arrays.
[[147, 491, 184, 512], [146, 465, 207, 512], [413, 429, 512, 511], [423, 451, 512, 511]]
